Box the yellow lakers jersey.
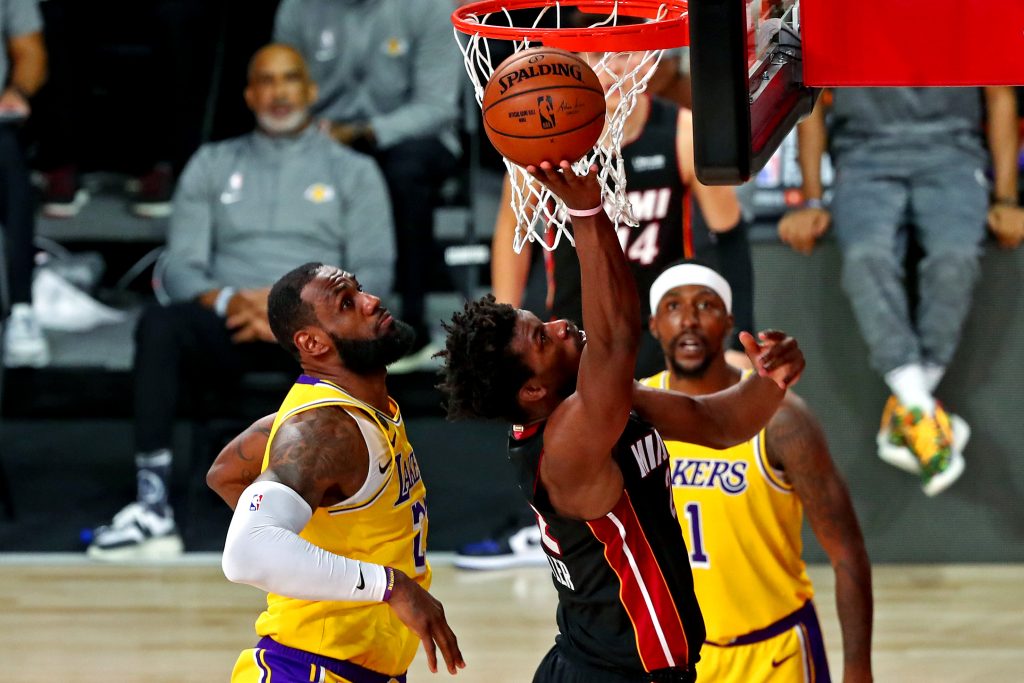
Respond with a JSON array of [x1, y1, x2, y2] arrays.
[[641, 371, 813, 643], [254, 374, 431, 675]]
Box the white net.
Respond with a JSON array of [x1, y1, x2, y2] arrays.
[[454, 2, 684, 253]]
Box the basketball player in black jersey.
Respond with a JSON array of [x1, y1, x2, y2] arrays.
[[490, 13, 753, 379], [439, 162, 805, 682]]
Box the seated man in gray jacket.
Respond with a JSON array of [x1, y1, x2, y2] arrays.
[[87, 44, 395, 560]]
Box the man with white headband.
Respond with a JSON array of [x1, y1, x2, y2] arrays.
[[643, 261, 874, 683]]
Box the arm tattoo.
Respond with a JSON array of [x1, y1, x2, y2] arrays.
[[234, 424, 271, 462], [267, 408, 367, 504]]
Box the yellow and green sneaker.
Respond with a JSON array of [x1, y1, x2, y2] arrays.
[[877, 395, 970, 485], [900, 402, 965, 496]]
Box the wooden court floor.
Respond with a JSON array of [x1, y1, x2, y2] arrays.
[[1, 555, 1021, 682]]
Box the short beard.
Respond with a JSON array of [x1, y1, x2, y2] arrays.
[[669, 354, 715, 379], [333, 320, 416, 375], [257, 109, 309, 135]]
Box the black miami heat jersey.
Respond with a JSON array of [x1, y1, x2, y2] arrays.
[[544, 96, 691, 324], [508, 413, 705, 675]]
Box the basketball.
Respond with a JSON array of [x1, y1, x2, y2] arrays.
[[481, 47, 606, 167]]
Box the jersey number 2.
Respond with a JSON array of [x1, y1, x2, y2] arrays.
[[683, 502, 710, 569], [411, 500, 427, 574]]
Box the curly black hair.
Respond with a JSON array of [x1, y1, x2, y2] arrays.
[[437, 295, 533, 423]]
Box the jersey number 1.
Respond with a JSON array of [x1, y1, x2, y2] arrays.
[[683, 502, 710, 569]]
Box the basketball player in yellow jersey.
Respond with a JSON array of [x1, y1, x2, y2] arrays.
[[212, 262, 465, 682], [642, 262, 873, 683]]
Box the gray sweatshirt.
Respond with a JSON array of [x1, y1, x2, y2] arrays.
[[274, 0, 461, 154], [160, 125, 395, 301]]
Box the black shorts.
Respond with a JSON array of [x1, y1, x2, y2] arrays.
[[533, 643, 695, 683]]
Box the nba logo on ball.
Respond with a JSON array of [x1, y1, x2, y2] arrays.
[[538, 96, 556, 130], [482, 47, 606, 167], [249, 494, 263, 512]]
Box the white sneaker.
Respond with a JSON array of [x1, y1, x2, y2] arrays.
[[87, 502, 184, 561], [3, 303, 50, 368], [42, 188, 90, 219]]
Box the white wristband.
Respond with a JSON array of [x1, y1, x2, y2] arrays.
[[565, 204, 604, 217], [213, 287, 236, 317]]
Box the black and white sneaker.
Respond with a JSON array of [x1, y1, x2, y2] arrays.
[[454, 520, 547, 570], [87, 502, 184, 561]]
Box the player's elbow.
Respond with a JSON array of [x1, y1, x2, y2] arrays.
[[221, 533, 266, 586]]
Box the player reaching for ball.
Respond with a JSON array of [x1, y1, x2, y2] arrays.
[[481, 46, 607, 167], [488, 34, 750, 378], [439, 160, 806, 682]]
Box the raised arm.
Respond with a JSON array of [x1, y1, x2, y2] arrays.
[[677, 108, 742, 231], [529, 162, 638, 518], [221, 407, 464, 674], [207, 413, 276, 509], [632, 330, 805, 447], [491, 175, 534, 307], [767, 394, 873, 683]]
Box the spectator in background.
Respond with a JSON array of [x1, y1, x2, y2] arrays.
[[0, 0, 48, 367], [778, 87, 1024, 496], [34, 0, 213, 219], [86, 44, 395, 560], [274, 0, 462, 372]]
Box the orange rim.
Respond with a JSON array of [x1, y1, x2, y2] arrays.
[[451, 0, 689, 52]]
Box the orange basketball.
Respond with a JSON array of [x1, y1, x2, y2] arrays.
[[481, 47, 606, 168]]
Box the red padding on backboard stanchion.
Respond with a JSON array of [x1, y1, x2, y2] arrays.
[[801, 0, 1024, 87]]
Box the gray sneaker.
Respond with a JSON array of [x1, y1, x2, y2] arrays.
[[87, 502, 184, 561]]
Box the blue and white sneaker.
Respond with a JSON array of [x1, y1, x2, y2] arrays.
[[87, 502, 184, 561], [454, 522, 547, 570]]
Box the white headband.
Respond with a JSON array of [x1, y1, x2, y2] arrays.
[[649, 264, 732, 314]]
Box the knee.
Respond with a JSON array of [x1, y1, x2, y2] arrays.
[[920, 247, 981, 282], [841, 245, 898, 274]]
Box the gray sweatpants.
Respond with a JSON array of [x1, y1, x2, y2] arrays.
[[830, 145, 989, 376]]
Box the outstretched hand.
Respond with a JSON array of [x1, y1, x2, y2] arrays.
[[386, 570, 466, 675], [525, 160, 603, 213], [739, 330, 805, 389]]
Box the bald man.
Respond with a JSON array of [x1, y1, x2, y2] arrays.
[[86, 44, 396, 561]]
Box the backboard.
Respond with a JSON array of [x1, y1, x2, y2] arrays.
[[690, 0, 816, 186], [690, 0, 1024, 185]]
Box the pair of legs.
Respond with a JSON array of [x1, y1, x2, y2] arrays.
[[831, 147, 988, 383], [0, 124, 36, 309], [363, 136, 458, 350], [0, 123, 48, 368], [831, 146, 986, 492], [88, 301, 297, 558]]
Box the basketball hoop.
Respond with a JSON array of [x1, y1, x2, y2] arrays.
[[452, 0, 689, 253]]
